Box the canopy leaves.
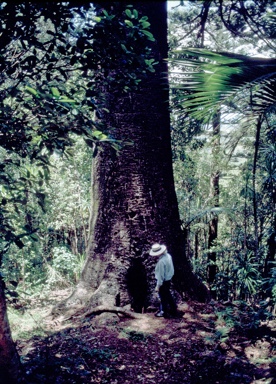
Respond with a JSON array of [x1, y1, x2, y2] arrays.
[[0, 2, 156, 256]]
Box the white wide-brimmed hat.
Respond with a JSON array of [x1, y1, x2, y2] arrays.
[[149, 243, 167, 256]]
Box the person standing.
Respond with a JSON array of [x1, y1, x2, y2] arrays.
[[150, 243, 177, 318]]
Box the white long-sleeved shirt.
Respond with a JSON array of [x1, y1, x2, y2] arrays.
[[155, 252, 174, 288]]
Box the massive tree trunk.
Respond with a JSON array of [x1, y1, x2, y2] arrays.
[[0, 278, 22, 384], [64, 1, 209, 313]]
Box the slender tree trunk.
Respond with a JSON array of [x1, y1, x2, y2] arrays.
[[0, 278, 22, 384], [195, 232, 199, 259], [207, 110, 220, 290], [252, 115, 263, 259], [62, 1, 209, 313]]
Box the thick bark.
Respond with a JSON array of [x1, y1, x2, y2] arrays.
[[62, 1, 209, 314], [0, 278, 22, 384]]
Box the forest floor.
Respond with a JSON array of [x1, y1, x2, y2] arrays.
[[11, 288, 276, 384]]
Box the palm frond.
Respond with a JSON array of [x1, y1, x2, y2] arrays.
[[170, 49, 276, 122]]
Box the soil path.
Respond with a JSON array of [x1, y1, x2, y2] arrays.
[[16, 293, 276, 384]]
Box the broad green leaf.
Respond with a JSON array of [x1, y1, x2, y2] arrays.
[[51, 87, 60, 97], [125, 9, 132, 18], [141, 30, 155, 41], [59, 98, 75, 104], [141, 21, 151, 29], [133, 9, 138, 19], [145, 59, 155, 65], [124, 19, 133, 27], [93, 130, 105, 138], [25, 86, 38, 96], [121, 44, 127, 52]]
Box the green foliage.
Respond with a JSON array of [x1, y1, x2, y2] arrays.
[[120, 328, 150, 343], [0, 0, 158, 314], [169, 1, 276, 313], [0, 3, 154, 246], [215, 299, 273, 334], [263, 265, 276, 304], [84, 3, 157, 93], [171, 49, 276, 124], [46, 247, 83, 288], [1, 137, 91, 295], [0, 152, 48, 259]]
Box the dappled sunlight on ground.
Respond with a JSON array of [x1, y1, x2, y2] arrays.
[[12, 289, 276, 383]]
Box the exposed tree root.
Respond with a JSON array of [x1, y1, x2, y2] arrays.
[[83, 305, 144, 319], [56, 305, 144, 324]]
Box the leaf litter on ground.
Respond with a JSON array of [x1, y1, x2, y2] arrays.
[[11, 288, 276, 384]]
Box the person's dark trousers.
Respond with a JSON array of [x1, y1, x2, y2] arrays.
[[159, 280, 177, 316]]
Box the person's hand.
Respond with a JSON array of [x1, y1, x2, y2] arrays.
[[155, 286, 160, 292]]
